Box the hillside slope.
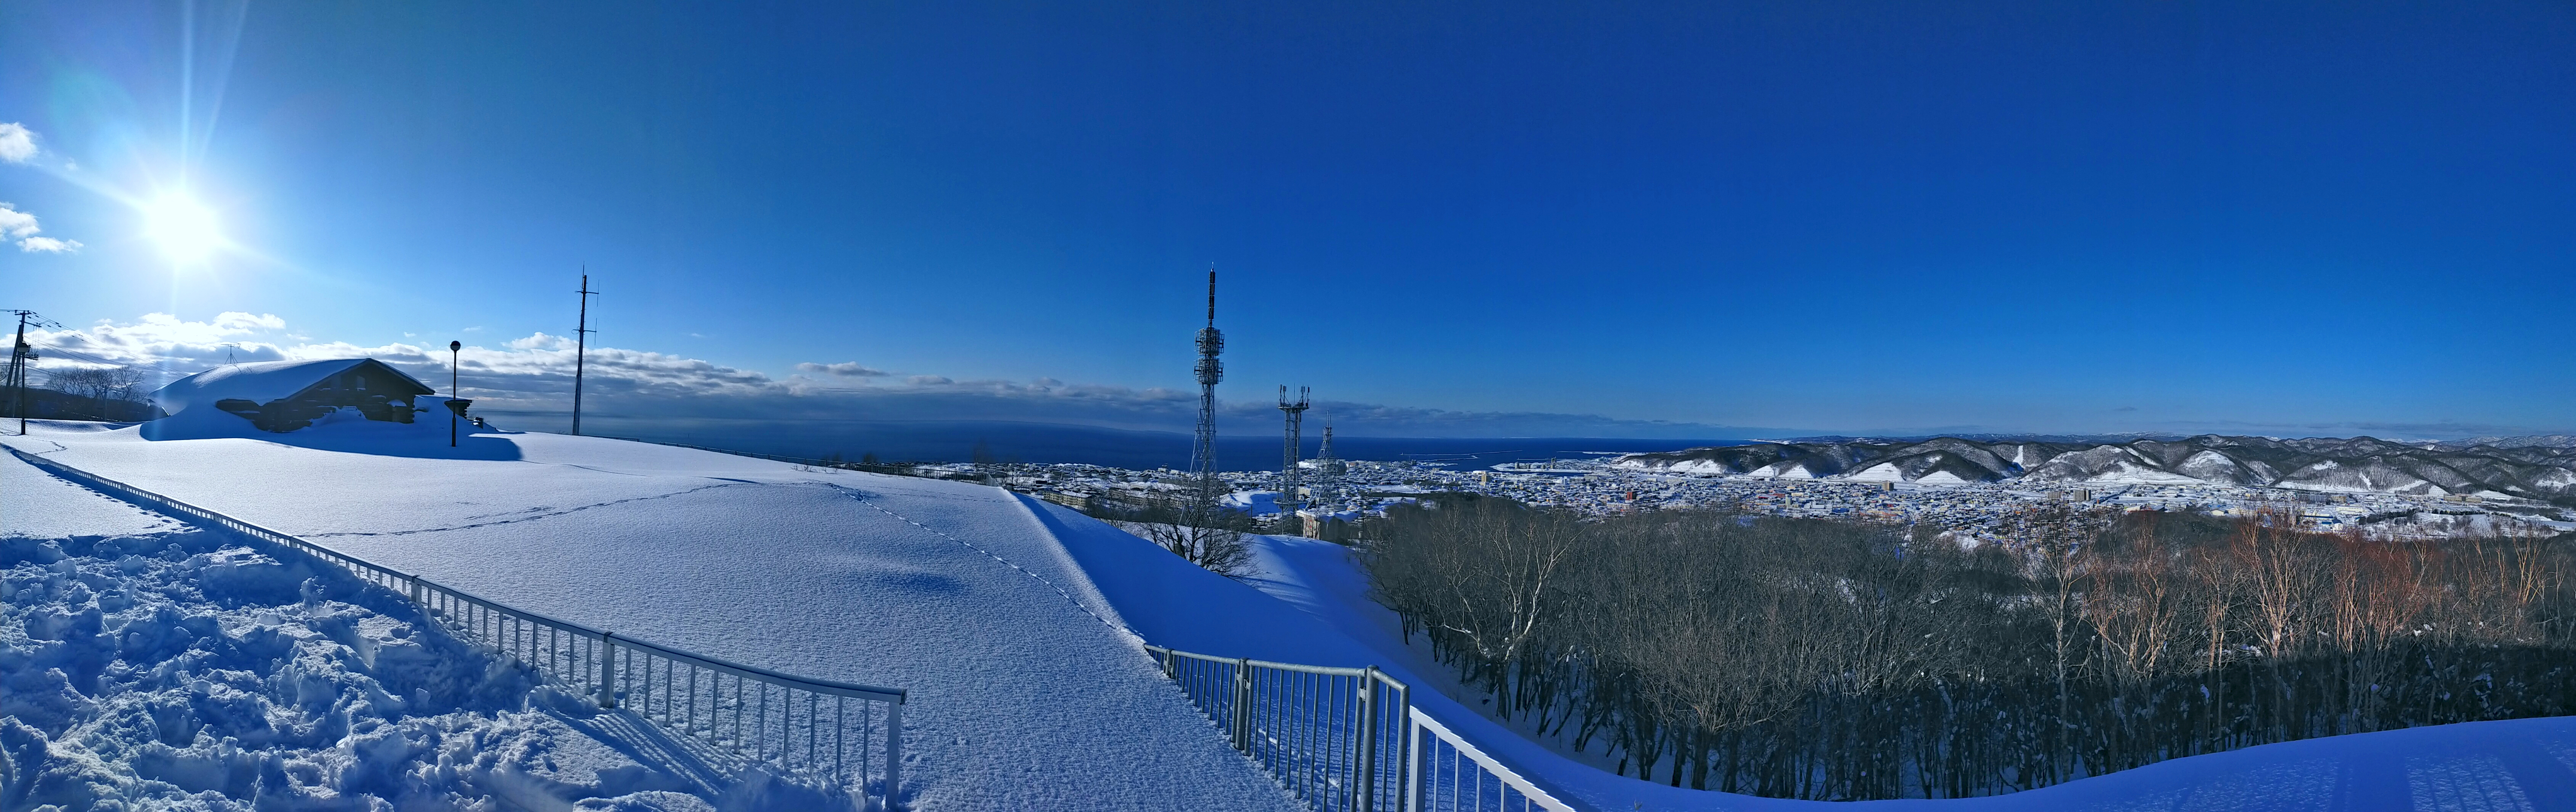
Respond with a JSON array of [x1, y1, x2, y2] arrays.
[[1229, 533, 2576, 811]]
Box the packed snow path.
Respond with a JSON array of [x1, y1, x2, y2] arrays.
[[4, 420, 1296, 811]]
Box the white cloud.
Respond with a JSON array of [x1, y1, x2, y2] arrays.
[[0, 123, 34, 163], [0, 204, 37, 238], [0, 202, 77, 253], [797, 361, 889, 378], [214, 312, 285, 331]]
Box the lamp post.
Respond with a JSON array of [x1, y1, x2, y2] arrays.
[[449, 340, 461, 448]]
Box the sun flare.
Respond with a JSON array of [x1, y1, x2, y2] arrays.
[[144, 194, 222, 263]]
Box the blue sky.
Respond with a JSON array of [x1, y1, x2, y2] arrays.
[[2, 1, 2570, 439]]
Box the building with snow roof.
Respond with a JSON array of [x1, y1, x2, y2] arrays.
[[151, 358, 439, 432]]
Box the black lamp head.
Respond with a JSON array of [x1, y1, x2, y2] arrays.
[[449, 340, 461, 352]]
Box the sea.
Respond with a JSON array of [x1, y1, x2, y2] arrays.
[[474, 413, 1745, 472]]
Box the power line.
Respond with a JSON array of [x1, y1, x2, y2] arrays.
[[23, 340, 126, 369]]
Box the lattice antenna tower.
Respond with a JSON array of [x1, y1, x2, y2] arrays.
[[1313, 410, 1344, 506], [1278, 385, 1310, 512], [1189, 269, 1224, 506]]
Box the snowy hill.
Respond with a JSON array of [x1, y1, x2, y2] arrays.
[[1616, 435, 2576, 500], [9, 415, 2576, 810]]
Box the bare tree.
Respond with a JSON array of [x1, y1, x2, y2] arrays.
[[43, 365, 147, 419], [2006, 502, 2115, 782], [1127, 487, 1255, 577], [1357, 494, 2576, 800]]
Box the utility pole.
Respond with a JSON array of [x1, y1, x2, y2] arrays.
[[449, 340, 462, 448], [6, 310, 52, 436], [1279, 385, 1310, 513], [572, 272, 595, 436]]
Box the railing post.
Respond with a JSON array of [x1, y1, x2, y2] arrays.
[[406, 574, 422, 607], [1231, 658, 1253, 753], [1394, 682, 1413, 812], [885, 697, 904, 810], [1357, 666, 1379, 812], [1403, 707, 1423, 812], [597, 632, 619, 708]]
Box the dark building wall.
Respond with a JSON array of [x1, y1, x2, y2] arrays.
[[214, 360, 437, 432]]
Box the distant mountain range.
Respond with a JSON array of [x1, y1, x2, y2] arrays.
[[1614, 436, 2576, 502]]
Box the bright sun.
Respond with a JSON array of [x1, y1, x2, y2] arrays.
[[144, 194, 222, 262]]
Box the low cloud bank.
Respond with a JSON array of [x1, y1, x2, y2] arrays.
[[28, 313, 1752, 439]]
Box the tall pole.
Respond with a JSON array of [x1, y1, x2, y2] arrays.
[[449, 340, 461, 448], [1190, 269, 1224, 512], [8, 310, 35, 436], [1279, 385, 1309, 513], [572, 272, 595, 436]]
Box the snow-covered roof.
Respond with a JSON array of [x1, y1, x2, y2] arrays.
[[151, 358, 434, 415]]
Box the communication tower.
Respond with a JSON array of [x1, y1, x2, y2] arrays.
[[1190, 270, 1224, 508], [1278, 386, 1310, 511], [1311, 413, 1345, 506]]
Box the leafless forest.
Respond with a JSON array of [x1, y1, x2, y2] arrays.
[[1359, 496, 2576, 799]]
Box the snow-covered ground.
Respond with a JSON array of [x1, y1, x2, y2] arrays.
[[5, 417, 1294, 811], [8, 414, 2575, 811], [0, 449, 756, 811]]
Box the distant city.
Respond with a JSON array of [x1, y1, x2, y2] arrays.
[[907, 438, 2576, 543]]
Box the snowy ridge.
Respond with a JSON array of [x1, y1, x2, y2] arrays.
[[1616, 435, 2576, 499]]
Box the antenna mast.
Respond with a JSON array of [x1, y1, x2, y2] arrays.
[[1313, 411, 1344, 508], [572, 272, 595, 436], [1279, 385, 1310, 514], [1190, 269, 1225, 510]]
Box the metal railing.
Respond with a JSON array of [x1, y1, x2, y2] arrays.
[[6, 447, 907, 808], [1408, 709, 1575, 812], [1146, 645, 1578, 812]]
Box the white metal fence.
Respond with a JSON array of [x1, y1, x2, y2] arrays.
[[1146, 645, 1578, 812], [7, 447, 907, 808]]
